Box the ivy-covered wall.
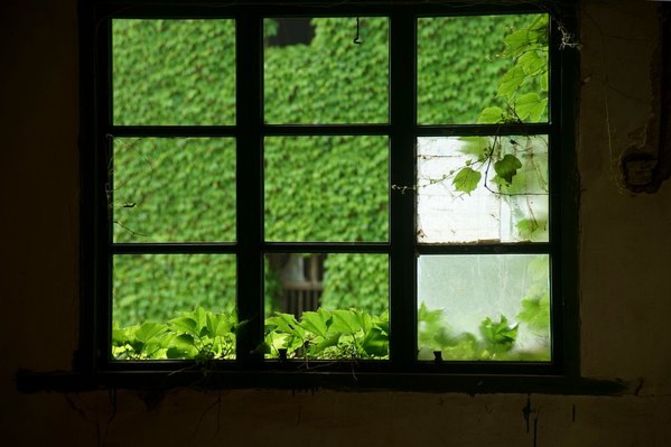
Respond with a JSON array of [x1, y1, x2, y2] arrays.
[[112, 15, 537, 326]]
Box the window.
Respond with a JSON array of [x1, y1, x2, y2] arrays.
[[81, 1, 579, 386]]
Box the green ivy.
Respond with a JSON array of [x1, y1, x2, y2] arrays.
[[111, 14, 548, 328], [112, 306, 549, 361]]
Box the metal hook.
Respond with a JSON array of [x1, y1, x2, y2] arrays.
[[353, 17, 362, 45]]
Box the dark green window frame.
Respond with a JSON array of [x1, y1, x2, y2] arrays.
[[66, 0, 607, 393]]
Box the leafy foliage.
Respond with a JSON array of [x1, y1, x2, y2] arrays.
[[111, 15, 552, 349], [417, 15, 541, 123], [452, 167, 482, 195], [114, 255, 236, 327], [112, 307, 240, 361], [112, 305, 548, 361], [264, 308, 389, 360], [113, 19, 236, 125], [443, 14, 551, 241], [417, 304, 548, 361]]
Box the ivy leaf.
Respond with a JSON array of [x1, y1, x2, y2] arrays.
[[518, 51, 546, 76], [497, 65, 527, 99], [517, 295, 550, 331], [331, 309, 364, 335], [479, 315, 518, 353], [452, 167, 481, 194], [503, 29, 535, 56], [494, 154, 523, 185], [515, 92, 547, 122], [266, 313, 304, 338], [135, 322, 166, 344], [516, 218, 547, 241], [169, 316, 199, 336], [300, 311, 329, 338], [458, 137, 489, 158], [360, 326, 389, 357], [477, 106, 504, 124]]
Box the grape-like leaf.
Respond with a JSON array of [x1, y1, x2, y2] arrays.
[[516, 218, 547, 241], [515, 92, 547, 122], [497, 66, 526, 99], [494, 154, 523, 185], [477, 106, 504, 124], [452, 167, 482, 194], [517, 294, 550, 331]]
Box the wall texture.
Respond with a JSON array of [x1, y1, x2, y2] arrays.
[[2, 0, 670, 445]]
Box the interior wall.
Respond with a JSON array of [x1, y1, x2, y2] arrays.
[[2, 0, 670, 445]]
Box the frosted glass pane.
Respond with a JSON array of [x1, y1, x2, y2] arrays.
[[417, 136, 549, 244], [264, 253, 389, 360], [417, 254, 550, 361]]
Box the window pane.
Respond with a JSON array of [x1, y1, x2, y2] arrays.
[[112, 254, 237, 360], [417, 254, 550, 361], [417, 14, 548, 124], [113, 19, 236, 125], [417, 135, 548, 244], [112, 138, 236, 243], [265, 136, 389, 242], [264, 17, 389, 124], [264, 253, 389, 360]]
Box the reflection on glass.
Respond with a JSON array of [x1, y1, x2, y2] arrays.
[[417, 14, 548, 124], [112, 254, 237, 360], [264, 17, 389, 123], [264, 253, 389, 360], [417, 135, 548, 244], [113, 138, 236, 243], [113, 19, 236, 125], [264, 136, 388, 242], [417, 254, 550, 361]]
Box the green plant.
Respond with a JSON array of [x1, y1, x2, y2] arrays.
[[112, 307, 241, 361], [112, 16, 539, 325], [446, 15, 551, 241], [111, 15, 553, 354], [264, 308, 389, 360]]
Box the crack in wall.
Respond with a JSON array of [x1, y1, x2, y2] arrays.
[[621, 4, 671, 192]]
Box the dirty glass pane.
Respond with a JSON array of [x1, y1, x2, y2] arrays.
[[417, 14, 548, 124], [264, 136, 389, 242], [264, 17, 389, 123], [113, 19, 236, 125], [417, 135, 548, 244], [112, 254, 237, 360], [417, 254, 551, 362], [112, 138, 235, 243], [264, 253, 389, 360]]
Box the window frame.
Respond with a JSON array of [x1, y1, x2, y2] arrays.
[[75, 0, 585, 390]]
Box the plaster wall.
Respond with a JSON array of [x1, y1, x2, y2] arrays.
[[2, 1, 670, 445]]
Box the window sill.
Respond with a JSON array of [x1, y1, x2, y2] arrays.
[[16, 368, 627, 395]]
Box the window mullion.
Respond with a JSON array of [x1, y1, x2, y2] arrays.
[[389, 12, 417, 369], [236, 13, 264, 363]]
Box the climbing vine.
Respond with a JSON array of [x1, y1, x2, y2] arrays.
[[111, 14, 552, 359]]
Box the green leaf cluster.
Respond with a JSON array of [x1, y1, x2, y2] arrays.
[[417, 303, 547, 361], [112, 307, 241, 361], [417, 15, 540, 123], [112, 15, 551, 329], [112, 302, 549, 362], [264, 308, 389, 360]]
